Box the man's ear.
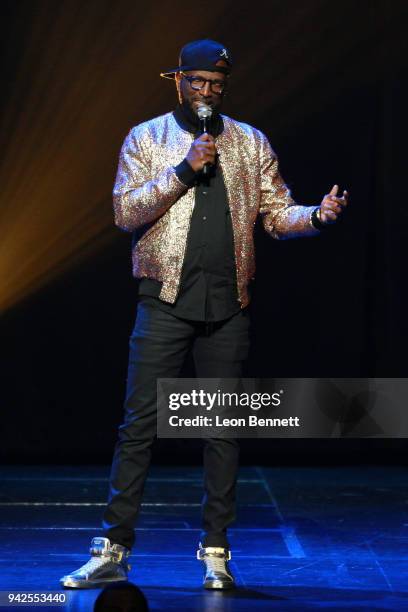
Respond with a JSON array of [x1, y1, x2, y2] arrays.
[[175, 73, 182, 102]]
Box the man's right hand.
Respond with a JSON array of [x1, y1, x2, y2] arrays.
[[185, 133, 216, 172]]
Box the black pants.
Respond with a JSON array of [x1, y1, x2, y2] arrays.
[[101, 299, 250, 551]]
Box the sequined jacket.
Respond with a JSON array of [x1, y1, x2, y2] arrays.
[[113, 111, 319, 308]]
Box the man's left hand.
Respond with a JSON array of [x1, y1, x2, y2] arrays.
[[319, 184, 349, 224]]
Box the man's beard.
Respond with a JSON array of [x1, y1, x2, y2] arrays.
[[180, 96, 220, 126]]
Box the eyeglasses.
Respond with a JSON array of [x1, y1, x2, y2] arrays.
[[180, 72, 227, 95]]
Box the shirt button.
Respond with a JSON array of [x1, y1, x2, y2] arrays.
[[203, 216, 207, 220]]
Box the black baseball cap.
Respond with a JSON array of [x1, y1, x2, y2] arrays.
[[160, 39, 232, 79]]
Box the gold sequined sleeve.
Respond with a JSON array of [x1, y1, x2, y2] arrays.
[[113, 126, 187, 232], [258, 133, 320, 240]]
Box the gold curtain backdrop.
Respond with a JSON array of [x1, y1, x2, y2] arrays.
[[0, 0, 405, 312]]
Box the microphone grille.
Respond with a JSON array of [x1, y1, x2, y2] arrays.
[[197, 104, 212, 120]]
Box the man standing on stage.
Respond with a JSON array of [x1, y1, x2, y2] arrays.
[[61, 39, 348, 590]]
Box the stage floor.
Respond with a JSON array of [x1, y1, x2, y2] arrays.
[[0, 465, 407, 611]]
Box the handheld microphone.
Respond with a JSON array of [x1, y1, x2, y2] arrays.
[[197, 104, 213, 176]]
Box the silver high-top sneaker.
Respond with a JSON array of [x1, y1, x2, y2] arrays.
[[60, 537, 131, 589], [197, 543, 235, 589]]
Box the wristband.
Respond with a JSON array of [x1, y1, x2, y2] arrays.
[[310, 206, 328, 231]]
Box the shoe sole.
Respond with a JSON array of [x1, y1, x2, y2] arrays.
[[204, 579, 235, 590], [60, 576, 128, 589]]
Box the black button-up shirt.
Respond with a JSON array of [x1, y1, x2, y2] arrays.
[[137, 104, 241, 322]]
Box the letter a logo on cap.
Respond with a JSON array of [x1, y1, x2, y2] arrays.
[[220, 48, 229, 59]]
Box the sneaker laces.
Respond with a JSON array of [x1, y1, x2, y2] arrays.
[[76, 555, 110, 575], [204, 554, 229, 575]]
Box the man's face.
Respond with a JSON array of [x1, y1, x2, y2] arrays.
[[175, 61, 228, 118]]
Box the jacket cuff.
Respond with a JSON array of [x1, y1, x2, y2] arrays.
[[174, 159, 196, 187]]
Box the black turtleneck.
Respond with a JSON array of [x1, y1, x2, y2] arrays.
[[137, 104, 241, 322]]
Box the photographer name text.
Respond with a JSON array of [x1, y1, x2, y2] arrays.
[[168, 415, 300, 428]]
